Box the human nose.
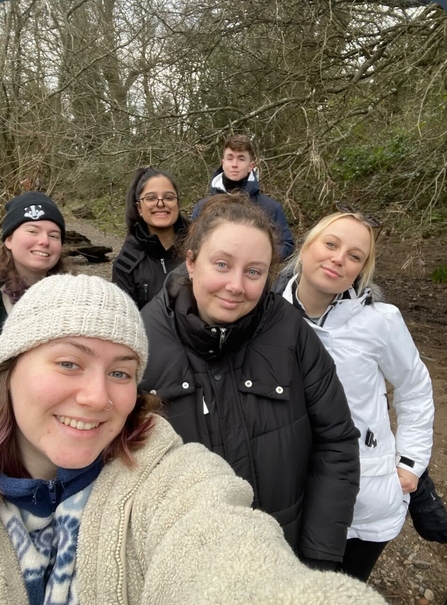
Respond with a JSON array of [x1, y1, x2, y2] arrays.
[[75, 372, 110, 411], [155, 198, 166, 207], [225, 271, 245, 295], [38, 232, 50, 246], [330, 249, 345, 265]]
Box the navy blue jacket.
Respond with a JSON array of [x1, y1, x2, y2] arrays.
[[192, 168, 294, 260]]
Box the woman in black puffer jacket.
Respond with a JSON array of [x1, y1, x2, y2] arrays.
[[140, 193, 361, 571]]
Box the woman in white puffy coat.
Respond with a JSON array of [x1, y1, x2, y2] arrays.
[[276, 208, 434, 582]]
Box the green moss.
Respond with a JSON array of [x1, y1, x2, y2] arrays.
[[432, 266, 447, 283]]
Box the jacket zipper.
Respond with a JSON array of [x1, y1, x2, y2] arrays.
[[47, 480, 57, 504], [160, 258, 167, 274], [218, 327, 227, 349]]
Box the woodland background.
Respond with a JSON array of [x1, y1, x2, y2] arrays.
[[0, 0, 447, 238]]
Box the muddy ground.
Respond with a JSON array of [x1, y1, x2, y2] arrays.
[[68, 218, 447, 605]]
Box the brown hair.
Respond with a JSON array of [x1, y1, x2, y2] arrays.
[[184, 193, 280, 281], [0, 357, 161, 478], [223, 135, 256, 160], [0, 242, 69, 293]]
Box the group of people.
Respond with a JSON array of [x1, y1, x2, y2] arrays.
[[0, 134, 444, 604]]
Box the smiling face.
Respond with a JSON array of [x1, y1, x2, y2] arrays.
[[9, 336, 138, 480], [5, 221, 62, 283], [186, 221, 272, 326], [300, 216, 371, 297], [221, 148, 255, 182], [136, 175, 179, 234]]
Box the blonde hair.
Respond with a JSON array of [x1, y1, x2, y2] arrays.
[[288, 212, 376, 295]]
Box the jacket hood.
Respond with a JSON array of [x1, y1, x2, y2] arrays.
[[210, 166, 260, 197]]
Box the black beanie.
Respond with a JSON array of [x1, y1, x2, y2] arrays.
[[2, 192, 66, 243]]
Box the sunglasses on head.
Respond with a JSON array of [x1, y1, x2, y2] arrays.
[[334, 202, 383, 239]]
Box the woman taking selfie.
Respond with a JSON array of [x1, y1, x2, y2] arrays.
[[0, 191, 66, 328], [112, 166, 189, 308], [140, 194, 361, 571], [275, 207, 434, 581], [0, 273, 387, 605]]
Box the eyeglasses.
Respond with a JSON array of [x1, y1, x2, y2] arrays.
[[335, 202, 383, 238], [138, 195, 179, 208]]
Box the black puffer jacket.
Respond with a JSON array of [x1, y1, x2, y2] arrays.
[[140, 271, 360, 564], [112, 215, 189, 309]]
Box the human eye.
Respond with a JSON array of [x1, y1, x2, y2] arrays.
[[27, 228, 37, 234], [349, 253, 361, 262], [325, 241, 336, 249], [49, 233, 61, 240], [164, 194, 177, 202], [142, 195, 157, 203], [109, 370, 131, 379], [247, 268, 262, 278], [109, 367, 136, 381], [215, 260, 229, 270], [57, 361, 79, 370]]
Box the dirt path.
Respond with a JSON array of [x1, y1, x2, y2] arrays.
[[68, 218, 447, 605]]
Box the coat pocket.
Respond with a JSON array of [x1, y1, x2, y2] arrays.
[[359, 415, 396, 477], [353, 470, 409, 527]]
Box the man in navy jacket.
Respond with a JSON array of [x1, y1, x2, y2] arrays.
[[192, 135, 294, 260]]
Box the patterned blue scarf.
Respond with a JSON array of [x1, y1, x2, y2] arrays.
[[0, 460, 102, 605]]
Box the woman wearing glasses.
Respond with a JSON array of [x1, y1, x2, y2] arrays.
[[112, 167, 189, 309], [274, 207, 434, 581]]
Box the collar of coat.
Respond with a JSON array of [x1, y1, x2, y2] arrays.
[[133, 213, 188, 248], [0, 458, 102, 516], [143, 269, 302, 403], [210, 167, 260, 197], [282, 275, 382, 329], [173, 276, 267, 360]]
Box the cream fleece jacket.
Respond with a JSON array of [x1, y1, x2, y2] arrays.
[[0, 416, 387, 605]]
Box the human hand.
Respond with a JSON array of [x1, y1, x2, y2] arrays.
[[397, 468, 419, 494]]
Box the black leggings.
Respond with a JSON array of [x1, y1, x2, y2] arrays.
[[340, 538, 388, 582]]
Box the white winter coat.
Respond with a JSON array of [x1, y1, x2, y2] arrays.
[[282, 278, 434, 542]]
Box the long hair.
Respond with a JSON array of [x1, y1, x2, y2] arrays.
[[0, 357, 161, 478], [284, 211, 376, 294], [125, 167, 180, 234], [0, 242, 69, 293]]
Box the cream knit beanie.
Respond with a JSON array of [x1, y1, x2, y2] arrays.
[[0, 274, 148, 382]]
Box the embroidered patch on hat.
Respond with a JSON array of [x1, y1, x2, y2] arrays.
[[24, 205, 45, 220]]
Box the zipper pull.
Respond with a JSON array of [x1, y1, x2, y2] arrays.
[[47, 480, 57, 504], [160, 258, 167, 274], [203, 396, 209, 415], [219, 327, 227, 348]]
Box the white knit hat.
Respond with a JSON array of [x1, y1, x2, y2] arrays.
[[0, 274, 148, 382]]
